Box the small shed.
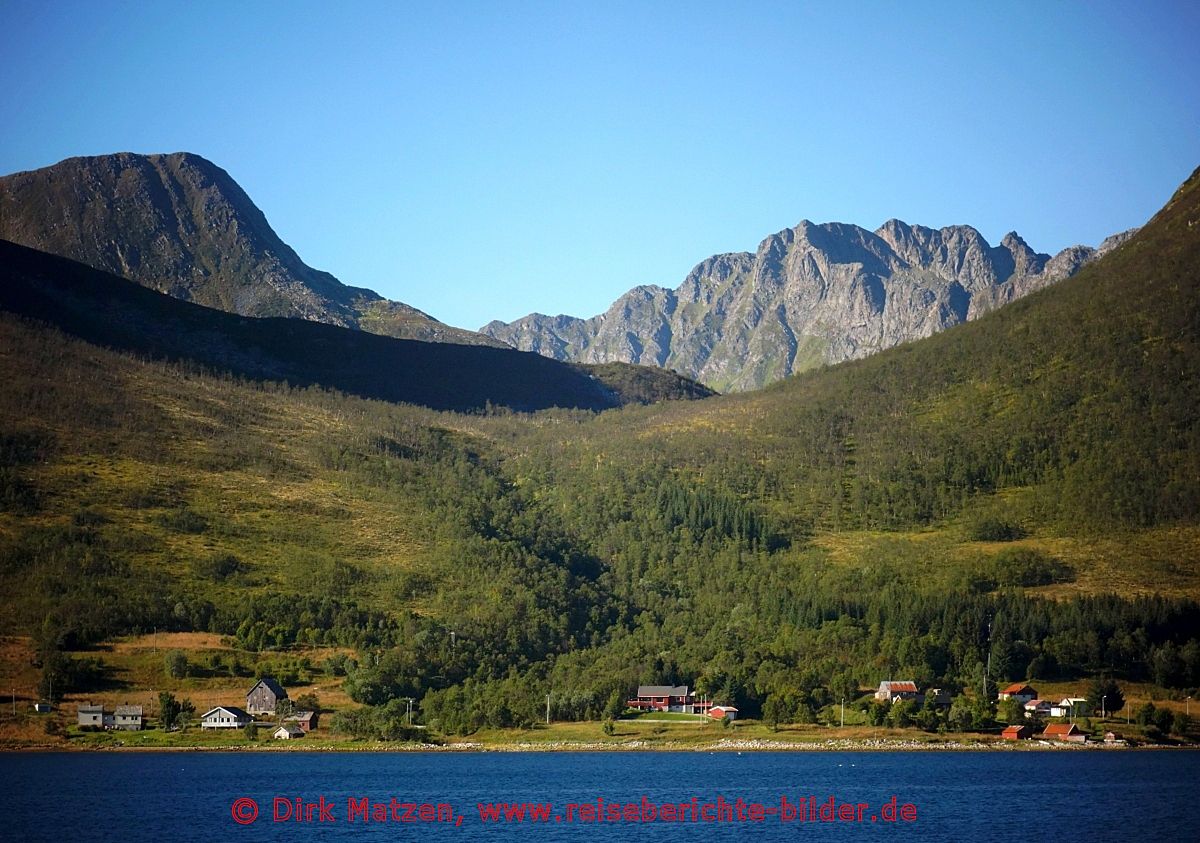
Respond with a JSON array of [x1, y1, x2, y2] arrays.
[[709, 705, 739, 721], [286, 711, 318, 732], [273, 724, 305, 740]]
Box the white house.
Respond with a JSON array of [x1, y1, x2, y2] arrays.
[[273, 724, 305, 740], [998, 683, 1037, 704], [200, 705, 252, 729], [1050, 697, 1089, 718], [1024, 699, 1052, 718]]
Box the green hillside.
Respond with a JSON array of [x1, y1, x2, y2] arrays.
[[0, 238, 712, 413], [1, 169, 1198, 737]]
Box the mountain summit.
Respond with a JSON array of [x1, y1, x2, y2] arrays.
[[0, 152, 503, 347], [482, 219, 1135, 392]]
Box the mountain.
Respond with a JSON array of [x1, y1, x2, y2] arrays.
[[1, 166, 1196, 741], [482, 220, 1135, 392], [0, 152, 504, 347], [0, 238, 712, 412]]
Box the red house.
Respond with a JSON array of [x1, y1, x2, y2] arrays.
[[1002, 724, 1034, 740], [626, 685, 713, 714], [1041, 723, 1087, 743], [709, 705, 739, 721]]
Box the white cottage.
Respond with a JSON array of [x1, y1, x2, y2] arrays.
[[200, 705, 252, 729]]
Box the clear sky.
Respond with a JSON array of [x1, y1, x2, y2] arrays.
[[2, 1, 1197, 331]]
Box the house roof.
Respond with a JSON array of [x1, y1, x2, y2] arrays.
[[249, 677, 288, 699], [879, 681, 918, 692], [1042, 723, 1083, 737], [636, 685, 690, 697], [202, 705, 251, 719], [275, 724, 305, 737], [286, 711, 316, 721], [78, 704, 105, 713], [1001, 683, 1035, 694], [1002, 724, 1031, 734], [114, 705, 142, 716], [711, 705, 739, 711]]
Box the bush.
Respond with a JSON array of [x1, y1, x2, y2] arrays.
[[990, 548, 1072, 587], [969, 518, 1026, 542], [1172, 711, 1190, 736]]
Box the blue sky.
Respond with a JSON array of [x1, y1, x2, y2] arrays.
[[1, 1, 1197, 331]]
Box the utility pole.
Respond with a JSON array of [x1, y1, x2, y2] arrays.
[[840, 698, 845, 729], [545, 693, 550, 726], [406, 698, 412, 726], [983, 621, 992, 704]]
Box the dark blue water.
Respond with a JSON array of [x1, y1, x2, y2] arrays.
[[1, 750, 1196, 841]]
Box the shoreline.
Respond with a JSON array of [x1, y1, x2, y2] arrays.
[[3, 737, 1191, 754]]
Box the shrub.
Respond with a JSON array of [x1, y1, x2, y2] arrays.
[[990, 548, 1072, 587], [969, 517, 1026, 542]]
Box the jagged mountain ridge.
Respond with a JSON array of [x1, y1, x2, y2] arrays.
[[482, 219, 1135, 392], [0, 152, 504, 347]]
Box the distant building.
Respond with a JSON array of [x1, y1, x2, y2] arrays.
[[77, 703, 105, 730], [200, 706, 252, 729], [998, 683, 1038, 704], [246, 678, 288, 715], [1103, 731, 1126, 745], [1041, 723, 1087, 743], [709, 705, 739, 721], [113, 705, 143, 731], [925, 688, 952, 709], [626, 685, 713, 714], [1002, 724, 1034, 740], [273, 724, 305, 740], [1024, 699, 1052, 719], [286, 711, 318, 732], [1050, 698, 1088, 718], [875, 681, 921, 704]]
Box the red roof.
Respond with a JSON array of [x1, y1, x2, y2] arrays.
[[882, 681, 918, 692], [1042, 723, 1083, 737], [1001, 683, 1034, 695]]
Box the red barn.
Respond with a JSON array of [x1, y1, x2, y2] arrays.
[[1002, 724, 1034, 740], [1041, 723, 1087, 743]]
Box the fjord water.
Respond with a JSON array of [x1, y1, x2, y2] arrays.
[[3, 750, 1196, 841]]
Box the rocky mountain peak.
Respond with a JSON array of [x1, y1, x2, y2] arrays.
[[483, 215, 1126, 392]]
